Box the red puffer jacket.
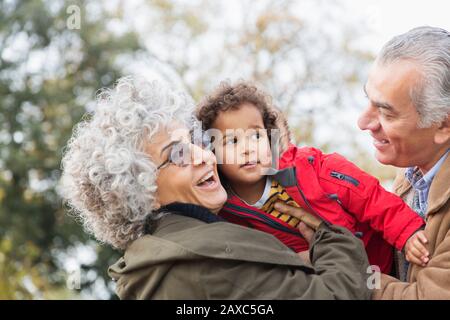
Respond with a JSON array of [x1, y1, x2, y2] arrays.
[[220, 145, 425, 274]]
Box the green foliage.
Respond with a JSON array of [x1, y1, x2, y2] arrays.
[[0, 0, 396, 299], [0, 237, 76, 299], [0, 0, 141, 299]]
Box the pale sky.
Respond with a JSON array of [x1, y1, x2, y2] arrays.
[[343, 0, 450, 53]]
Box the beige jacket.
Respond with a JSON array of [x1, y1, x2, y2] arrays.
[[374, 155, 450, 299]]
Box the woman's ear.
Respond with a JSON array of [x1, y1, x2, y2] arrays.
[[434, 115, 450, 145], [153, 197, 161, 210]]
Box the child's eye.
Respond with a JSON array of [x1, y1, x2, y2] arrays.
[[250, 131, 264, 140], [225, 137, 238, 145], [255, 132, 261, 139]]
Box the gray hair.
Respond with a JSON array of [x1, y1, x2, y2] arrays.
[[60, 76, 195, 250], [377, 26, 450, 128]]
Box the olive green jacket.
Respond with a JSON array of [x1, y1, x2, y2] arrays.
[[109, 214, 372, 299]]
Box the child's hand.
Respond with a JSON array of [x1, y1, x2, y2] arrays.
[[405, 230, 429, 267]]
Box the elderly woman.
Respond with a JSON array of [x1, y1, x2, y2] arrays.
[[60, 76, 371, 299]]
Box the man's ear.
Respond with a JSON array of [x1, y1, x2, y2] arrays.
[[434, 114, 450, 145]]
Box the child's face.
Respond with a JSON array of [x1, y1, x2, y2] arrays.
[[211, 103, 272, 186]]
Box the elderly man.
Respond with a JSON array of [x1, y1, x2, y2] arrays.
[[358, 26, 450, 299]]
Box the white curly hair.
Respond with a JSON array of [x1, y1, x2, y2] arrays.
[[377, 26, 450, 128], [60, 76, 195, 250]]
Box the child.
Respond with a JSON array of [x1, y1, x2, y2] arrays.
[[196, 81, 429, 274]]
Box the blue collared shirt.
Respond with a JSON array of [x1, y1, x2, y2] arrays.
[[405, 149, 449, 218]]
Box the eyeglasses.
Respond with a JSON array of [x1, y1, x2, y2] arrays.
[[156, 132, 213, 170]]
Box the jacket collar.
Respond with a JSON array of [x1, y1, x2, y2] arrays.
[[395, 155, 450, 215], [117, 213, 313, 274], [154, 202, 223, 225], [427, 155, 450, 214]]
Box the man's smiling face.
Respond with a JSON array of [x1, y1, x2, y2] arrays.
[[358, 59, 448, 172]]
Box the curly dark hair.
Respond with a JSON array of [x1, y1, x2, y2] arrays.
[[196, 80, 291, 153]]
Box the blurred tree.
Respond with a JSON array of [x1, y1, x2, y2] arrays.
[[132, 0, 392, 178], [0, 0, 142, 298], [0, 0, 396, 299]]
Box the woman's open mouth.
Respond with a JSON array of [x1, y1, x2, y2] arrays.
[[195, 170, 219, 190]]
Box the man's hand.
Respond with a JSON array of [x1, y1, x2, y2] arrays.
[[297, 250, 312, 266], [405, 230, 429, 267], [274, 201, 316, 244]]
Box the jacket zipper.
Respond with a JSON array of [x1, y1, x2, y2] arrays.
[[222, 204, 305, 239], [292, 167, 331, 227], [330, 171, 360, 186], [295, 167, 357, 233]]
